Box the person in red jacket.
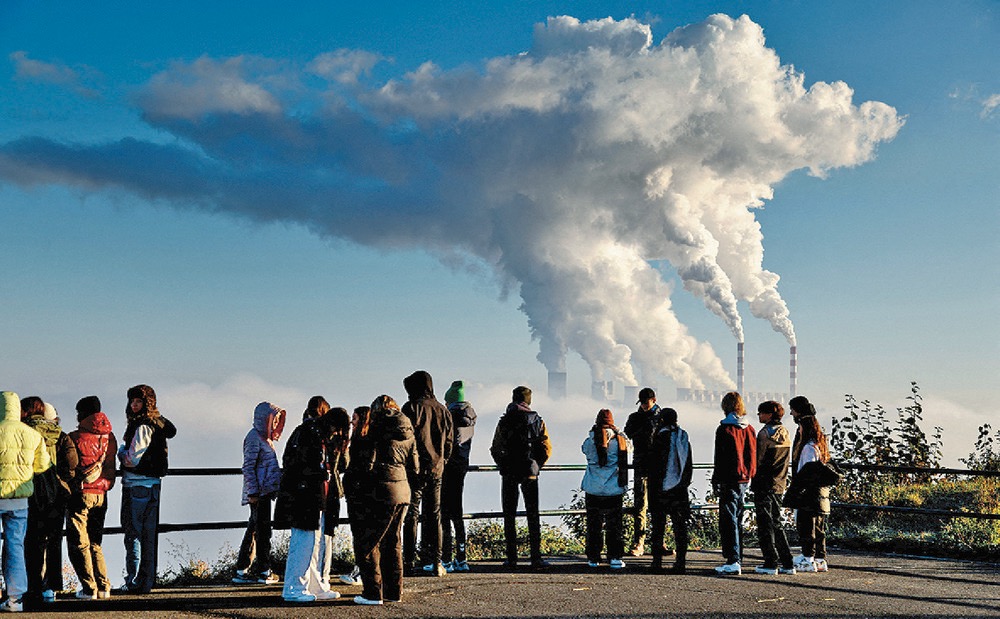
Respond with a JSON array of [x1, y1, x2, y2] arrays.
[[64, 396, 118, 600], [711, 391, 756, 575]]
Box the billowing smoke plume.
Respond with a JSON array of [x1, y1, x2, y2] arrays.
[[0, 14, 902, 387]]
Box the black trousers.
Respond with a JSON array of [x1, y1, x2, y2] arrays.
[[236, 495, 273, 575], [755, 492, 794, 568], [796, 510, 827, 559], [404, 473, 442, 568], [441, 466, 469, 562], [584, 493, 624, 562], [501, 476, 540, 562], [649, 489, 690, 566], [351, 499, 408, 602]]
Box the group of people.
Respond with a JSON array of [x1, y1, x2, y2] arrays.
[[0, 385, 175, 613], [0, 376, 834, 611], [235, 372, 481, 605], [580, 388, 834, 576]]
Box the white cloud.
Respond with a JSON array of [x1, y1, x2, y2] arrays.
[[981, 93, 1000, 119], [9, 50, 100, 98]]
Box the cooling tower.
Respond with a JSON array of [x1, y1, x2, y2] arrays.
[[623, 385, 639, 408], [789, 345, 797, 398], [548, 371, 567, 400]]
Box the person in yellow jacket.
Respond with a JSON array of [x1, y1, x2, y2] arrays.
[[0, 391, 52, 612]]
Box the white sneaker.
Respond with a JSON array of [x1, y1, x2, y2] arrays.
[[41, 589, 55, 603], [796, 556, 817, 572], [714, 562, 741, 575], [315, 590, 341, 600], [609, 558, 625, 570], [0, 598, 21, 613], [754, 565, 778, 575], [778, 566, 797, 575], [354, 595, 383, 605], [283, 592, 317, 603], [258, 570, 280, 584], [814, 558, 828, 572]]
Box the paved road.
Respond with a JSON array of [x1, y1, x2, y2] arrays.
[[20, 549, 999, 618]]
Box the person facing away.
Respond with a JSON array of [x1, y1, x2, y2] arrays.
[[277, 397, 349, 603], [117, 384, 177, 594], [0, 392, 52, 613], [441, 380, 476, 573], [489, 386, 552, 570], [711, 391, 756, 576], [400, 370, 453, 577], [63, 395, 117, 600], [580, 409, 628, 570], [344, 395, 419, 606], [233, 402, 285, 585], [623, 387, 660, 556], [646, 407, 692, 575], [20, 396, 72, 604], [750, 400, 796, 575], [785, 412, 834, 574]]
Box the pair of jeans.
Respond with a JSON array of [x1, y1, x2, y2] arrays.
[[404, 473, 442, 568], [352, 500, 408, 602], [584, 493, 624, 562], [25, 499, 65, 596], [796, 510, 827, 559], [121, 483, 161, 593], [67, 493, 110, 595], [236, 495, 274, 575], [501, 476, 540, 562], [650, 489, 690, 567], [440, 466, 468, 563], [755, 491, 794, 569], [282, 514, 336, 600], [717, 482, 748, 564], [0, 508, 29, 601]]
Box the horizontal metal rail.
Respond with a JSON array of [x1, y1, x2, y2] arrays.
[[119, 462, 997, 535]]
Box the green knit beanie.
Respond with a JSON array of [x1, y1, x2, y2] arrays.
[[444, 380, 465, 404]]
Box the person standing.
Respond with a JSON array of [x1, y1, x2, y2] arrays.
[[64, 396, 117, 600], [233, 402, 285, 585], [751, 401, 796, 575], [401, 371, 453, 577], [118, 384, 177, 594], [623, 387, 660, 556], [20, 397, 71, 604], [276, 399, 348, 603], [345, 395, 419, 605], [0, 392, 51, 613], [490, 386, 552, 570], [580, 409, 628, 570], [711, 391, 756, 575], [786, 414, 835, 573], [646, 407, 692, 574], [441, 380, 476, 573]]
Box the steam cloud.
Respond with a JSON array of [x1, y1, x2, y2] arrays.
[[0, 14, 902, 389]]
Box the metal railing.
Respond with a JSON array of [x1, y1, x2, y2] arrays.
[[111, 462, 999, 535]]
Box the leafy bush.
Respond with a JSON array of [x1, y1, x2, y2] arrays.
[[465, 518, 584, 559]]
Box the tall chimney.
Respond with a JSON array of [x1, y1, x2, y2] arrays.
[[737, 342, 745, 394], [623, 385, 639, 409], [789, 345, 797, 398], [548, 371, 567, 400]]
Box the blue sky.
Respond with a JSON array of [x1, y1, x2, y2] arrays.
[[1, 0, 997, 475]]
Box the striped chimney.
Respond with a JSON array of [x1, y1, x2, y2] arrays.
[[737, 342, 745, 395], [789, 345, 798, 398]]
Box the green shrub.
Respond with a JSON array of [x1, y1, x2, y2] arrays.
[[465, 518, 584, 559]]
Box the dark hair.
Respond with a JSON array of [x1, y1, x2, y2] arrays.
[[19, 396, 44, 419], [76, 395, 102, 421], [794, 415, 830, 464], [660, 407, 679, 426], [789, 395, 815, 418], [304, 396, 330, 421], [322, 407, 352, 456], [512, 386, 532, 405], [126, 384, 158, 418], [757, 400, 785, 421]]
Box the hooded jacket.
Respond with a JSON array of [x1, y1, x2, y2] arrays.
[[445, 401, 476, 472], [241, 402, 283, 505], [0, 392, 51, 500], [275, 415, 349, 533], [490, 402, 552, 479], [751, 422, 791, 495], [711, 413, 757, 486], [648, 422, 693, 496], [401, 371, 453, 477], [65, 412, 117, 495], [24, 413, 73, 507], [624, 403, 660, 476], [120, 385, 177, 480], [581, 428, 627, 497], [344, 408, 418, 508]]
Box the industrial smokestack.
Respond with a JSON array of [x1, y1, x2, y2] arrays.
[[623, 385, 639, 409], [591, 380, 610, 401], [789, 345, 797, 398], [737, 342, 745, 395], [548, 371, 567, 400]]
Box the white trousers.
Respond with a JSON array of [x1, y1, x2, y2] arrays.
[[282, 515, 334, 598]]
